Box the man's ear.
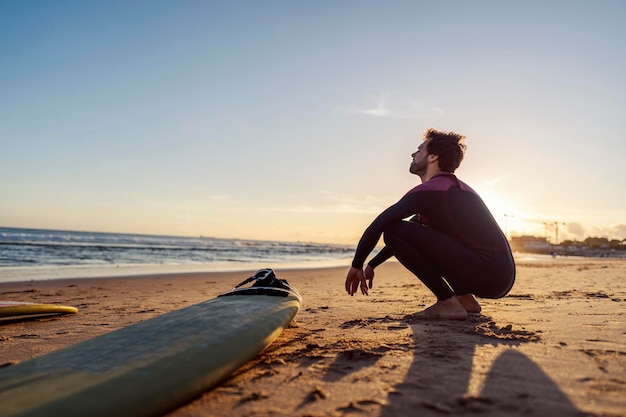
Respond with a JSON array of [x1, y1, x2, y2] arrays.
[[428, 154, 438, 162]]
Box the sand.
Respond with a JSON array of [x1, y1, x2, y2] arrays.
[[1, 258, 625, 417]]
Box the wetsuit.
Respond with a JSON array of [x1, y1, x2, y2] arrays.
[[351, 172, 515, 301]]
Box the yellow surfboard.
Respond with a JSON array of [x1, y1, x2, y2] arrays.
[[0, 301, 78, 318], [0, 269, 300, 417]]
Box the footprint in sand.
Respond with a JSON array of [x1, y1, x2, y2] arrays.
[[339, 316, 401, 329], [507, 294, 534, 300], [471, 321, 541, 342]]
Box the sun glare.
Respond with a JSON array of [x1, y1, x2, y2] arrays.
[[476, 189, 526, 238]]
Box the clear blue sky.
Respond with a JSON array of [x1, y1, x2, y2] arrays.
[[1, 1, 625, 244]]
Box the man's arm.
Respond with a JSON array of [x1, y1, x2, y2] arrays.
[[367, 246, 393, 268], [366, 214, 422, 268], [350, 194, 421, 269]]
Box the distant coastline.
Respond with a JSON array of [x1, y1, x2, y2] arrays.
[[509, 235, 626, 259]]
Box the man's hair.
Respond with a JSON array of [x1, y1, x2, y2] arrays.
[[423, 128, 466, 172]]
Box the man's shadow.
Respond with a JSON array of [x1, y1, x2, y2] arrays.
[[369, 315, 582, 416]]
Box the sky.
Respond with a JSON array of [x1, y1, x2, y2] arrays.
[[1, 1, 625, 245]]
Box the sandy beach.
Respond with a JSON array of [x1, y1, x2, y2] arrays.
[[1, 258, 624, 417]]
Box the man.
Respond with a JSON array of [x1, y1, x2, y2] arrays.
[[345, 128, 515, 320]]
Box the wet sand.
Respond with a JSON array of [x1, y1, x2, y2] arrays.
[[1, 258, 625, 416]]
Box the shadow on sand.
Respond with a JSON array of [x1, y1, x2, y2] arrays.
[[375, 315, 583, 417]]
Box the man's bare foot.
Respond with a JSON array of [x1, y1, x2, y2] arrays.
[[456, 294, 482, 314], [411, 297, 468, 320]]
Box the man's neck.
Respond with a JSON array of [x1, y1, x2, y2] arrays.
[[419, 168, 443, 183]]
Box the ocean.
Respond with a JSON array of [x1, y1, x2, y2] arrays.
[[0, 227, 355, 282]]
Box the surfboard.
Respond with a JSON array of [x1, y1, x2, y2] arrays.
[[0, 269, 301, 417], [0, 301, 78, 318]]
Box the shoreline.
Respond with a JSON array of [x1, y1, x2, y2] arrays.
[[1, 259, 624, 416], [0, 258, 354, 284], [0, 251, 610, 285]]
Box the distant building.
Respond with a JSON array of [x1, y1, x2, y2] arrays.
[[509, 235, 552, 253]]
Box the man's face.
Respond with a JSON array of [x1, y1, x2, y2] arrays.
[[409, 142, 428, 175]]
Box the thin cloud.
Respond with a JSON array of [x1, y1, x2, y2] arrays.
[[259, 203, 383, 215], [566, 222, 586, 239], [544, 222, 625, 242], [194, 203, 380, 215], [259, 193, 388, 215], [586, 224, 626, 241], [335, 92, 444, 120]]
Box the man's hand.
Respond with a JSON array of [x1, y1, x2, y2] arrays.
[[364, 264, 375, 289], [345, 267, 369, 296]]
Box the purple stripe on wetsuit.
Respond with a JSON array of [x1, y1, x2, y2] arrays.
[[403, 172, 476, 196]]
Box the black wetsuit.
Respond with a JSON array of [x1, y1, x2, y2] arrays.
[[352, 172, 515, 301]]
